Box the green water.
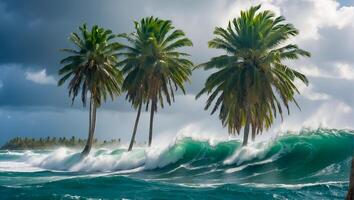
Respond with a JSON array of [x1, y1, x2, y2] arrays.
[[0, 129, 353, 199]]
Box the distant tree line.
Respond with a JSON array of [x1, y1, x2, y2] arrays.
[[0, 136, 121, 150]]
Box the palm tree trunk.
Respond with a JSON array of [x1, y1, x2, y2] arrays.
[[346, 157, 354, 200], [251, 126, 256, 142], [81, 98, 96, 157], [242, 112, 251, 147], [91, 100, 97, 141], [148, 99, 155, 147], [128, 102, 142, 151]]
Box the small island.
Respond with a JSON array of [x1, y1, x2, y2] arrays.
[[0, 136, 123, 150]]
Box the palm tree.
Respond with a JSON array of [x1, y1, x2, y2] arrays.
[[58, 24, 123, 156], [196, 5, 310, 146], [120, 44, 149, 151], [119, 17, 193, 149], [122, 73, 147, 151]]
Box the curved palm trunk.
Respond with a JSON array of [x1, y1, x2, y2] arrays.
[[251, 126, 256, 142], [148, 99, 155, 147], [81, 98, 97, 157], [242, 112, 251, 146], [346, 157, 354, 200], [128, 102, 142, 151]]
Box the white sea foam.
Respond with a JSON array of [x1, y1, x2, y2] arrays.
[[225, 157, 277, 173], [0, 139, 188, 172], [24, 133, 213, 172], [144, 142, 185, 170], [174, 124, 231, 146], [241, 181, 349, 189], [223, 141, 272, 165], [0, 161, 44, 172], [0, 151, 24, 156], [176, 182, 226, 188], [312, 163, 342, 177]]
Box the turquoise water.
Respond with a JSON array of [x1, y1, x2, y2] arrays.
[[0, 129, 353, 199]]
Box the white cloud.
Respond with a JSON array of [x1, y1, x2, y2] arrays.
[[303, 100, 353, 129], [275, 0, 354, 68], [335, 63, 354, 80], [294, 79, 331, 101], [220, 0, 354, 41], [275, 100, 354, 132], [222, 0, 281, 27], [301, 85, 331, 101], [25, 69, 56, 85], [298, 62, 354, 80], [278, 0, 354, 41], [297, 65, 333, 78]]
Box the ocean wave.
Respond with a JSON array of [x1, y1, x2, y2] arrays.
[[0, 128, 352, 184], [0, 175, 347, 200]]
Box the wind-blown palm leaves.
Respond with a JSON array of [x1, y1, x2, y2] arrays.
[[196, 5, 310, 146], [119, 17, 193, 150], [58, 24, 123, 156]]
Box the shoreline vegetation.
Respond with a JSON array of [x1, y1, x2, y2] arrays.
[[0, 137, 142, 150]]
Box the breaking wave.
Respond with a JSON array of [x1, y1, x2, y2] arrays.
[[0, 128, 352, 199], [0, 129, 352, 182]]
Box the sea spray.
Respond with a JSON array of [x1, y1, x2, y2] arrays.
[[223, 142, 271, 165]]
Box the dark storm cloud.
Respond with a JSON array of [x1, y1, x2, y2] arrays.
[[0, 65, 133, 110], [0, 65, 67, 107], [0, 0, 142, 73], [0, 0, 221, 73], [0, 0, 227, 108]]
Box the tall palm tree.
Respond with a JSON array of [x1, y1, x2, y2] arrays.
[[196, 5, 310, 146], [122, 71, 147, 151], [119, 17, 193, 149], [58, 24, 123, 156]]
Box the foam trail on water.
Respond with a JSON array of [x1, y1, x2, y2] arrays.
[[225, 157, 277, 173], [240, 181, 350, 189]]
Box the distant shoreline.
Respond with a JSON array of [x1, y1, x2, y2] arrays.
[[0, 136, 126, 150]]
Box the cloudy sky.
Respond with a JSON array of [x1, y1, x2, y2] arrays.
[[0, 0, 353, 145]]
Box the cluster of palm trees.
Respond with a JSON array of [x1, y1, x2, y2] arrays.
[[58, 5, 310, 156]]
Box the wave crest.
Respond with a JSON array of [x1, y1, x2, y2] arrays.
[[0, 128, 352, 183]]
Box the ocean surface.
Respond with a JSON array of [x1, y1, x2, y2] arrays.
[[0, 129, 353, 200]]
